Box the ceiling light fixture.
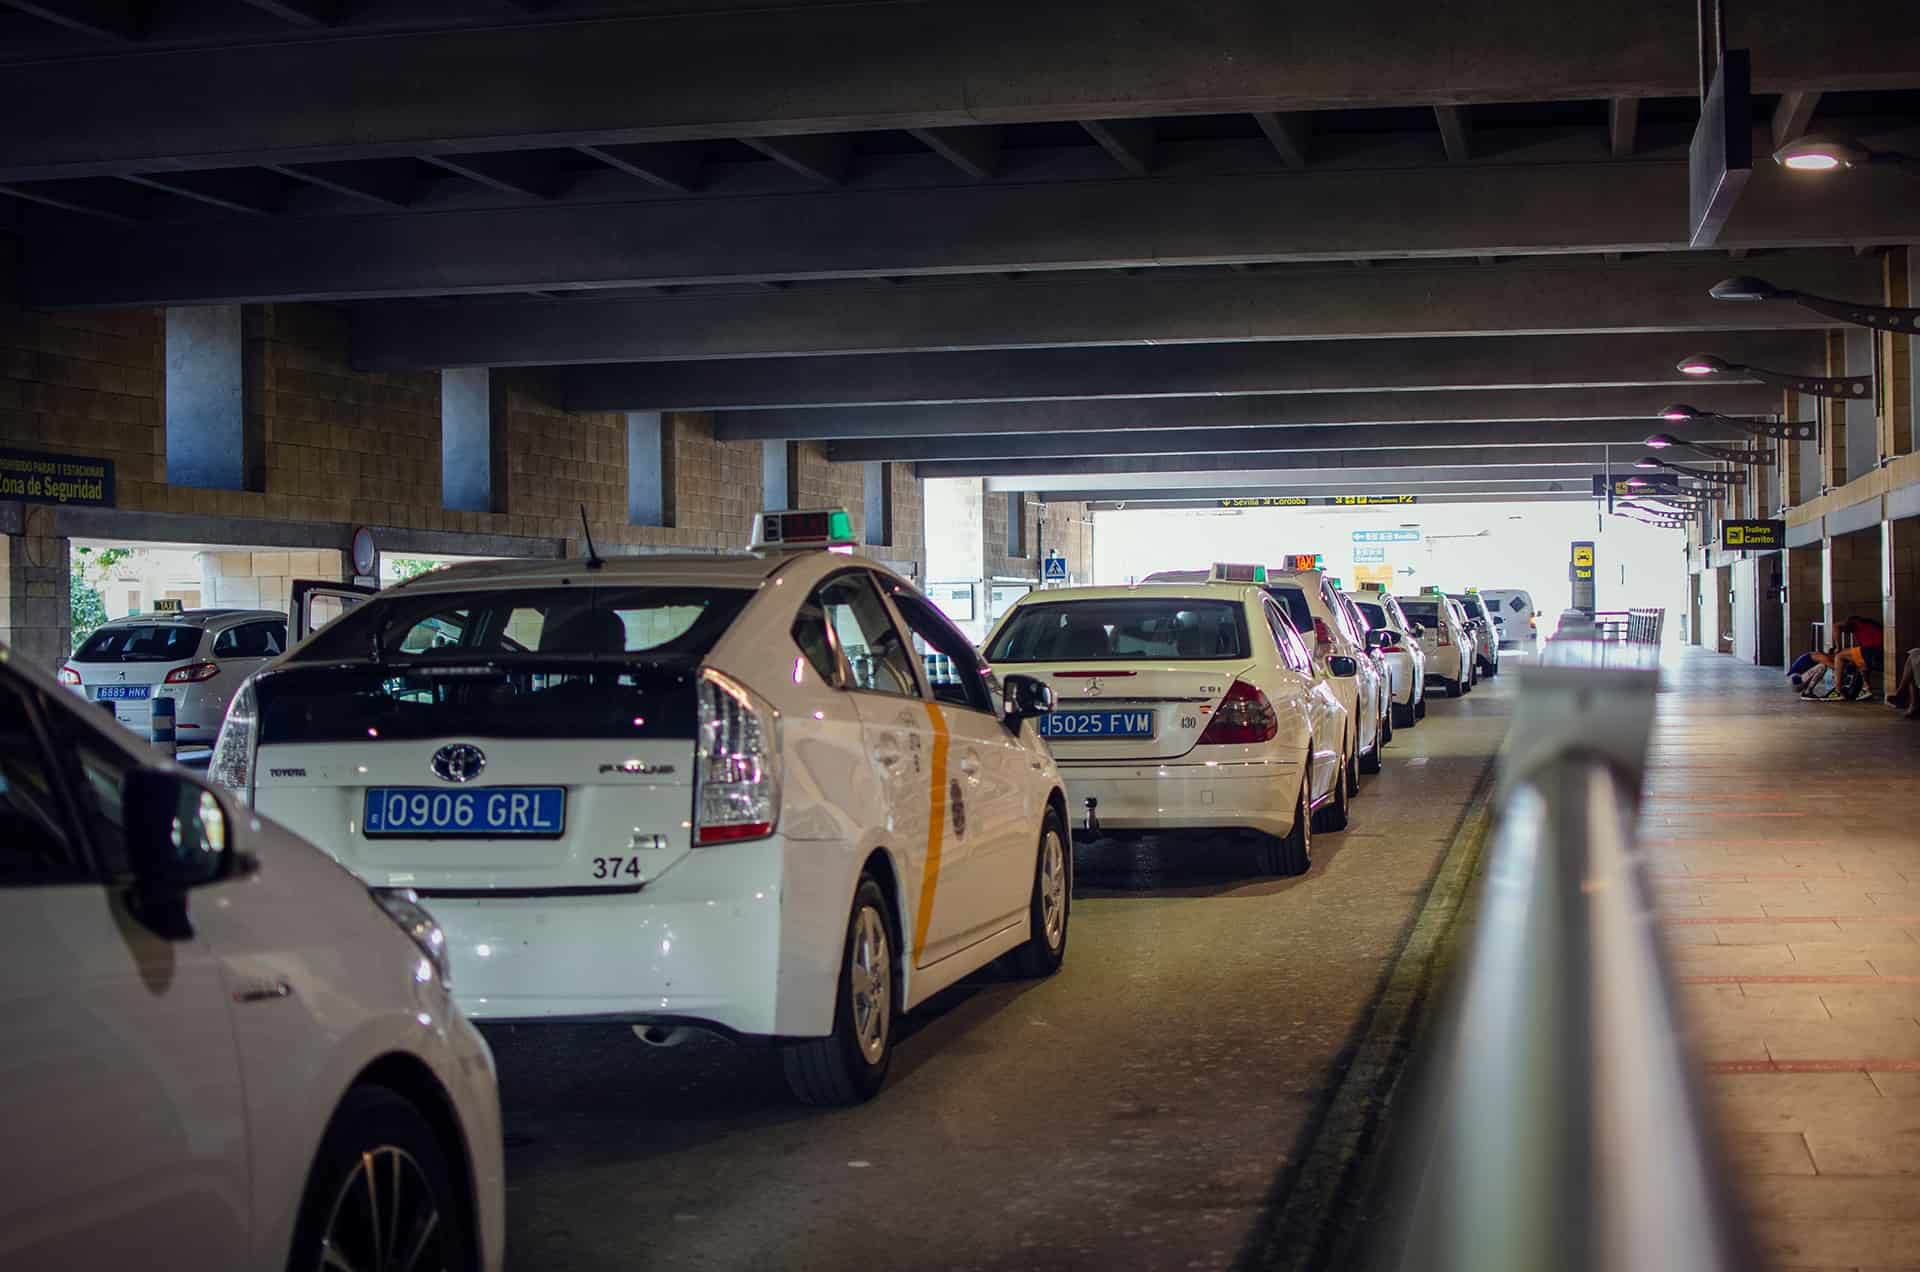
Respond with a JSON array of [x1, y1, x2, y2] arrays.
[[1673, 353, 1872, 400], [1656, 403, 1816, 442], [1709, 275, 1920, 335]]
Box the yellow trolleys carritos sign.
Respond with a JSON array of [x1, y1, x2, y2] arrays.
[[1720, 519, 1785, 549]]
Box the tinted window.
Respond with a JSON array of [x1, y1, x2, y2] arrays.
[[891, 590, 995, 713], [1261, 586, 1315, 633], [1355, 601, 1388, 629], [815, 572, 920, 697], [1263, 601, 1313, 675], [790, 596, 840, 684], [256, 664, 699, 744], [294, 587, 751, 664], [1398, 600, 1441, 624], [986, 599, 1248, 662], [0, 683, 82, 881], [213, 620, 286, 659], [42, 705, 138, 876], [73, 624, 201, 663]]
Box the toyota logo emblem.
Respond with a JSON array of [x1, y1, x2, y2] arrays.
[[431, 744, 487, 784]]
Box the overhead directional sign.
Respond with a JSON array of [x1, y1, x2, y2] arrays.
[[1217, 495, 1420, 509], [1720, 518, 1785, 549], [1327, 495, 1418, 506], [1354, 529, 1422, 544], [1593, 471, 1680, 497], [1353, 546, 1388, 563]]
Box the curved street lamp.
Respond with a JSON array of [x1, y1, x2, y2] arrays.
[[1772, 135, 1918, 172], [1645, 433, 1775, 465], [1676, 353, 1872, 401], [1637, 455, 1745, 486], [1658, 402, 1817, 442], [1708, 275, 1920, 336]]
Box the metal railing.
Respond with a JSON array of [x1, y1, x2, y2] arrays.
[[1381, 638, 1751, 1271], [1582, 607, 1666, 645]]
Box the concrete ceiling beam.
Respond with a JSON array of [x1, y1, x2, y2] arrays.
[[558, 330, 1822, 412], [987, 467, 1606, 493], [348, 252, 1880, 369], [920, 447, 1633, 480], [3, 0, 1915, 180]]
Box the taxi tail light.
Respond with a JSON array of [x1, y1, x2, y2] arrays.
[[694, 668, 782, 846], [57, 665, 82, 686], [210, 677, 259, 804], [1197, 680, 1278, 745], [1312, 617, 1334, 645], [1436, 622, 1452, 646], [163, 661, 221, 684]]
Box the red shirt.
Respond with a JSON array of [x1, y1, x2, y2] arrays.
[[1843, 619, 1884, 650]]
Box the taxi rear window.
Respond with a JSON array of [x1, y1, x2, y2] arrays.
[[293, 586, 751, 664], [1398, 601, 1440, 624], [73, 624, 200, 663], [1355, 601, 1387, 628], [985, 599, 1248, 662]]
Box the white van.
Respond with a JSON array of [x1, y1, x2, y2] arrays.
[[1477, 589, 1537, 647]]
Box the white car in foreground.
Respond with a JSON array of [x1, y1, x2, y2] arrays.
[[1346, 588, 1426, 728], [213, 509, 1071, 1105], [983, 564, 1351, 875], [60, 608, 287, 747], [0, 645, 503, 1271]]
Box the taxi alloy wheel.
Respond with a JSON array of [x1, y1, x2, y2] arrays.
[[290, 1085, 469, 1272], [1314, 746, 1352, 833], [1011, 812, 1070, 976], [1345, 743, 1362, 797], [783, 876, 896, 1105], [1260, 768, 1312, 877]]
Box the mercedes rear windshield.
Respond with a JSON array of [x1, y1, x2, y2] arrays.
[[1398, 600, 1441, 624], [986, 599, 1249, 662]]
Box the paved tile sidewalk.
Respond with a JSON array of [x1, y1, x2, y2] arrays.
[[1645, 649, 1920, 1272]]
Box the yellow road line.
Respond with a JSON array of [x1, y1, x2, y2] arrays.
[[912, 701, 951, 965]]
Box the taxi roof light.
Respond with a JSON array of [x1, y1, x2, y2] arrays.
[[1277, 553, 1324, 572], [751, 507, 857, 552], [1209, 562, 1267, 583]]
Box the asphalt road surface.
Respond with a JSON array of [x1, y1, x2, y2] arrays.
[[488, 672, 1516, 1271]]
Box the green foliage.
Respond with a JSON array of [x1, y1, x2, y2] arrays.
[[388, 557, 442, 583], [69, 545, 137, 651]]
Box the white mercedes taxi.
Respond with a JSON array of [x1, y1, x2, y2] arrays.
[[210, 509, 1071, 1105], [983, 564, 1351, 875], [1259, 563, 1387, 788], [1396, 589, 1473, 697], [1344, 587, 1426, 729]]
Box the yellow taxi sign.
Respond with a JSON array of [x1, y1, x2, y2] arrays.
[[1209, 562, 1267, 583], [152, 598, 183, 613], [1278, 553, 1322, 572]]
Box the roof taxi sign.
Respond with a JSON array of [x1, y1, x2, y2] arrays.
[[1279, 554, 1324, 572], [754, 508, 857, 552]]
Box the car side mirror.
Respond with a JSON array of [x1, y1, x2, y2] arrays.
[[124, 770, 244, 939], [1002, 674, 1054, 724], [1410, 623, 1425, 638], [1327, 655, 1359, 677], [1368, 629, 1401, 650]]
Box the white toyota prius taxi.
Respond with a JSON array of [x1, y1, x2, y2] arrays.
[[982, 564, 1351, 877], [211, 509, 1071, 1105]]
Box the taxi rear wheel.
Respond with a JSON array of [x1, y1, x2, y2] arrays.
[[1414, 696, 1427, 719], [1010, 812, 1070, 977], [783, 877, 895, 1106], [1260, 771, 1312, 877], [1393, 699, 1416, 729], [1361, 726, 1384, 774], [1313, 746, 1352, 832], [1345, 744, 1362, 796]]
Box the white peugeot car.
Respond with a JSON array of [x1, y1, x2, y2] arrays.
[[0, 644, 503, 1271], [1396, 591, 1474, 696], [61, 608, 287, 748], [1345, 587, 1426, 728], [212, 509, 1071, 1105], [984, 564, 1352, 874]]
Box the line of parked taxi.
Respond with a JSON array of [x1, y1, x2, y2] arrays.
[[1, 511, 1511, 1268]]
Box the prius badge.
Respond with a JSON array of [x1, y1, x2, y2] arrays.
[[431, 744, 487, 784]]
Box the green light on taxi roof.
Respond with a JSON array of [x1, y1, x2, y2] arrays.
[[828, 509, 853, 541]]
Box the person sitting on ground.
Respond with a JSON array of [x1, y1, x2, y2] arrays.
[[1887, 647, 1920, 720], [1802, 615, 1885, 700]]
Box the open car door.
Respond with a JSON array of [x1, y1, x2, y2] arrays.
[[289, 578, 380, 643]]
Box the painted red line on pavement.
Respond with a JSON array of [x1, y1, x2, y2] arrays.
[[1642, 840, 1835, 847], [1650, 872, 1852, 881], [1663, 915, 1920, 928], [1707, 1059, 1920, 1074], [1679, 974, 1920, 985], [1644, 794, 1792, 803], [1647, 811, 1810, 819]]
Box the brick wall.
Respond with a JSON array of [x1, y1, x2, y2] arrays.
[[1787, 544, 1822, 657], [1827, 528, 1881, 633], [1886, 519, 1920, 664], [200, 548, 345, 614], [1, 505, 69, 665]]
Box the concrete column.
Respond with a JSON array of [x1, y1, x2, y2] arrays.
[[166, 304, 261, 491], [1787, 543, 1822, 657], [863, 461, 892, 546], [0, 506, 71, 669], [1843, 326, 1876, 484], [761, 439, 796, 512], [1883, 248, 1914, 460], [1886, 519, 1920, 666], [627, 411, 673, 527], [442, 367, 509, 514], [1823, 331, 1849, 491]]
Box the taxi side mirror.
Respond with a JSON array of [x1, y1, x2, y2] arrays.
[[1002, 674, 1054, 722], [1326, 655, 1359, 678], [1367, 629, 1402, 650], [1410, 623, 1425, 638], [124, 771, 246, 940]]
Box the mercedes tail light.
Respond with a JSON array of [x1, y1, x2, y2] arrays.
[[694, 668, 782, 845], [1197, 680, 1279, 745], [163, 661, 221, 684], [1436, 622, 1452, 646], [57, 665, 81, 686], [1312, 617, 1333, 645], [210, 677, 259, 803]]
